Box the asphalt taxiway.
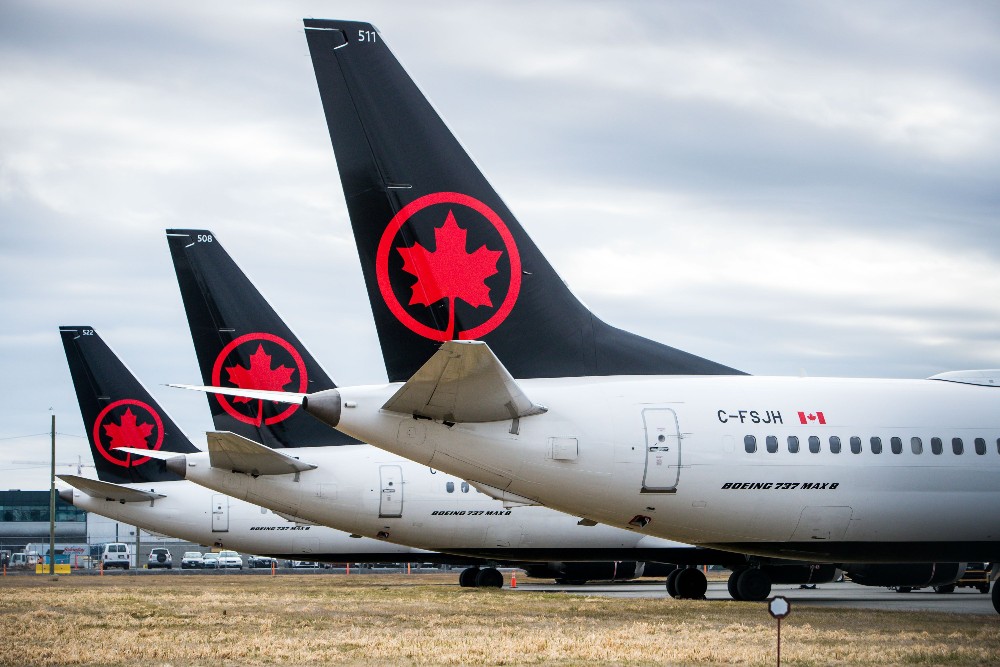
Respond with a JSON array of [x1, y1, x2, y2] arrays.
[[518, 580, 997, 615]]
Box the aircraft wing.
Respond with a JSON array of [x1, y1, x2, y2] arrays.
[[205, 431, 317, 475], [382, 340, 547, 423], [57, 474, 166, 502]]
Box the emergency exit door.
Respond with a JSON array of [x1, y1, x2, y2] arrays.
[[379, 465, 403, 518], [641, 408, 681, 492], [211, 494, 229, 532]]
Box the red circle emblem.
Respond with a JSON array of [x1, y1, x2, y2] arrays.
[[376, 192, 521, 341], [211, 332, 307, 426], [92, 399, 164, 468]]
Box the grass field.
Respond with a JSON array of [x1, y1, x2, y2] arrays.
[[2, 573, 998, 666]]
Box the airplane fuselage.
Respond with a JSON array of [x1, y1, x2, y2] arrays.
[[180, 444, 705, 563], [329, 375, 1000, 563], [61, 479, 431, 561]]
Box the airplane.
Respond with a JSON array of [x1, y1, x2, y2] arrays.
[[158, 229, 977, 598], [164, 227, 793, 593], [168, 19, 999, 612], [57, 324, 438, 566]]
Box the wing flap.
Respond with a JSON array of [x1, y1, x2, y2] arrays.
[[206, 431, 317, 475], [57, 474, 166, 502], [382, 340, 546, 422]]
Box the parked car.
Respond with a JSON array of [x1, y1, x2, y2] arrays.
[[201, 553, 220, 569], [216, 550, 243, 569], [147, 548, 173, 569], [100, 543, 131, 570], [180, 551, 204, 569], [248, 555, 276, 568]]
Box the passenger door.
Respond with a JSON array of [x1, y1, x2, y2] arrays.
[[641, 408, 681, 492], [379, 465, 403, 518], [211, 494, 229, 532]]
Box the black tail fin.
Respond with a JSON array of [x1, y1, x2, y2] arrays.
[[304, 20, 744, 382], [59, 326, 199, 484], [166, 229, 359, 447]]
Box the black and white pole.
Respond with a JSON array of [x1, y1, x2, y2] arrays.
[[767, 596, 791, 667]]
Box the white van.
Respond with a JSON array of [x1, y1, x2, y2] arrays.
[[100, 543, 131, 570]]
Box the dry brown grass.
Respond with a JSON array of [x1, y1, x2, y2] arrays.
[[1, 573, 997, 666]]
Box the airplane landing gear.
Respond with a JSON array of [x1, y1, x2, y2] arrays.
[[727, 568, 771, 601], [458, 566, 505, 588], [992, 581, 999, 615], [475, 567, 504, 588], [665, 567, 707, 599], [459, 567, 480, 587]]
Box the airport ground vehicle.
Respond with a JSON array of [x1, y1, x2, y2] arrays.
[[181, 551, 203, 569], [147, 548, 173, 569], [935, 563, 991, 594]]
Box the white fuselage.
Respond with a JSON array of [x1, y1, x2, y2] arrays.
[[328, 375, 1000, 562], [180, 444, 694, 561], [61, 479, 429, 560]]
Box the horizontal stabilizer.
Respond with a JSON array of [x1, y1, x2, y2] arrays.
[[468, 480, 540, 508], [273, 510, 320, 526], [382, 340, 546, 423], [114, 447, 187, 464], [57, 474, 166, 503], [205, 431, 317, 475], [929, 370, 1000, 387], [169, 383, 306, 404]]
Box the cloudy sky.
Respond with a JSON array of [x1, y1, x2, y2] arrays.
[[2, 1, 998, 490]]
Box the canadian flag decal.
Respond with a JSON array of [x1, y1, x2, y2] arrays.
[[798, 411, 827, 425]]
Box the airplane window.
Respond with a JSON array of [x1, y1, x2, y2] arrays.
[[890, 437, 902, 454], [766, 435, 778, 453], [744, 435, 757, 453], [829, 436, 841, 454], [975, 438, 986, 455], [850, 436, 862, 454], [446, 482, 455, 493], [952, 438, 963, 455], [931, 437, 943, 455], [461, 482, 470, 493], [911, 437, 923, 454], [870, 437, 882, 454], [808, 436, 820, 453], [787, 436, 799, 453]]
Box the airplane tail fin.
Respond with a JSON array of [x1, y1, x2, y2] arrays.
[[59, 326, 199, 484], [166, 229, 359, 447], [304, 19, 744, 382]]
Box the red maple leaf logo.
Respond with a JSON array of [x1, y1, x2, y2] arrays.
[[103, 408, 154, 452], [397, 210, 502, 339], [225, 344, 295, 403]]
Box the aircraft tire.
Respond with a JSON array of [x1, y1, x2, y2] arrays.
[[992, 582, 1000, 615], [933, 584, 955, 594], [459, 567, 480, 588], [476, 567, 504, 588], [665, 568, 681, 598], [736, 568, 771, 601], [727, 569, 746, 601], [675, 568, 708, 599]]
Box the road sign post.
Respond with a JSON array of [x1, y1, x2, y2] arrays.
[[768, 596, 791, 667]]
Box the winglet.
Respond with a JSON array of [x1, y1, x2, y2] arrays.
[[57, 474, 166, 503], [382, 340, 546, 423], [205, 431, 317, 475]]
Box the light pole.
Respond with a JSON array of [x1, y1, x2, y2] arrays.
[[49, 414, 56, 577]]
